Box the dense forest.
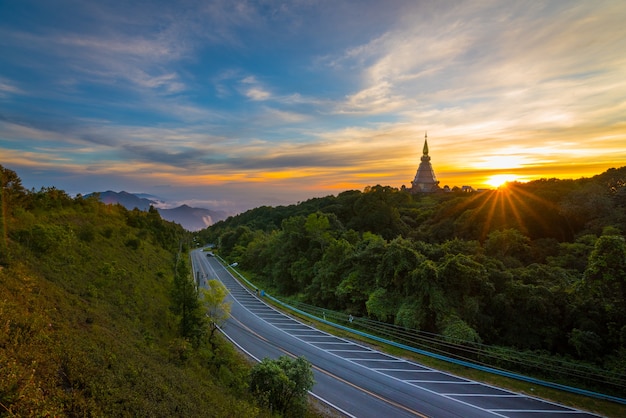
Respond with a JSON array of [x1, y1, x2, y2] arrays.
[[0, 165, 278, 417], [199, 167, 626, 396]]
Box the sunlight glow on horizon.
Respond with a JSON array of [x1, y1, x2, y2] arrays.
[[1, 1, 625, 213], [486, 174, 521, 188]]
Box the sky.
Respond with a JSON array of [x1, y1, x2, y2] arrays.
[[1, 0, 625, 214]]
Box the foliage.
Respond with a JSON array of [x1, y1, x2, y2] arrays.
[[201, 279, 232, 348], [171, 256, 206, 346], [250, 356, 315, 417], [0, 166, 26, 265], [205, 166, 626, 394], [0, 165, 266, 417]]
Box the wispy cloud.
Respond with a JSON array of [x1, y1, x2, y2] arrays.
[[1, 0, 625, 212], [260, 107, 310, 124], [245, 87, 271, 101], [0, 77, 24, 97], [240, 76, 271, 101]]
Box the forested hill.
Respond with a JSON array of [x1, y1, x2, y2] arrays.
[[0, 166, 264, 416], [199, 166, 626, 394], [204, 166, 626, 242]]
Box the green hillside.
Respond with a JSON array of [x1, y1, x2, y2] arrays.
[[199, 167, 626, 399], [0, 166, 264, 417]]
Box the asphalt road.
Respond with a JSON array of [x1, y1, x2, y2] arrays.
[[191, 249, 600, 418]]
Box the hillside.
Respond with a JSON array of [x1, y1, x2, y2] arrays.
[[199, 167, 626, 398], [0, 166, 264, 417]]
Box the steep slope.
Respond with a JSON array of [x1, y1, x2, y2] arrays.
[[0, 171, 262, 417]]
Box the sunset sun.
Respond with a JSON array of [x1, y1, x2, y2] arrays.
[[486, 174, 519, 188]]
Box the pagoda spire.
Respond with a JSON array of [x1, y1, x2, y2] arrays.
[[410, 132, 439, 193]]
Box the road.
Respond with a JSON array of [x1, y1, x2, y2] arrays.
[[191, 249, 600, 418]]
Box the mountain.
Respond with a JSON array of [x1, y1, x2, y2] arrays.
[[159, 204, 227, 232], [90, 191, 228, 231], [97, 190, 155, 210]]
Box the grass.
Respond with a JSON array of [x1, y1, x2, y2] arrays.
[[1, 202, 271, 417]]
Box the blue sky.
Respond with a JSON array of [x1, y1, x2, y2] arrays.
[[1, 0, 625, 214]]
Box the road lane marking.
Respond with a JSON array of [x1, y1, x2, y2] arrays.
[[448, 394, 523, 397], [197, 254, 598, 418], [228, 316, 429, 418], [216, 322, 358, 418]]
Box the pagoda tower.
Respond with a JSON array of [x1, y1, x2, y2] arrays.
[[410, 133, 440, 193]]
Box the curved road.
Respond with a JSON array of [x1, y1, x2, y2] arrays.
[[192, 250, 599, 418]]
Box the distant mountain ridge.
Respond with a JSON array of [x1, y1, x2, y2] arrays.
[[96, 190, 156, 210], [90, 191, 227, 231]]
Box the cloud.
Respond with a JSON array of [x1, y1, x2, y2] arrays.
[[0, 77, 24, 97], [327, 1, 626, 126], [0, 3, 193, 97], [245, 87, 271, 101], [126, 71, 186, 94], [260, 107, 310, 124], [338, 81, 408, 114], [2, 1, 626, 213], [239, 76, 272, 101], [120, 143, 210, 167], [57, 34, 182, 61]]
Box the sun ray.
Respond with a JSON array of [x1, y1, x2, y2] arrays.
[[481, 191, 503, 242], [507, 189, 548, 234], [462, 191, 498, 240], [505, 184, 573, 240], [500, 188, 529, 236], [428, 177, 580, 244]]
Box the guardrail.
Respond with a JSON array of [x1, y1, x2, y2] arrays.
[[267, 295, 626, 405], [217, 255, 626, 405]]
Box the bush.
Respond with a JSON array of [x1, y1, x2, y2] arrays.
[[250, 356, 314, 416]]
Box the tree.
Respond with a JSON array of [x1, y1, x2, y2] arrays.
[[402, 259, 446, 332], [249, 356, 314, 416], [437, 253, 492, 331], [1, 165, 26, 263], [335, 232, 386, 315], [171, 257, 205, 345], [583, 233, 626, 307], [440, 315, 482, 344], [581, 231, 626, 353], [560, 182, 614, 235], [484, 228, 532, 267], [307, 237, 353, 307], [201, 279, 231, 349], [366, 288, 399, 323], [348, 185, 407, 239], [376, 236, 424, 295], [304, 212, 331, 250]]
